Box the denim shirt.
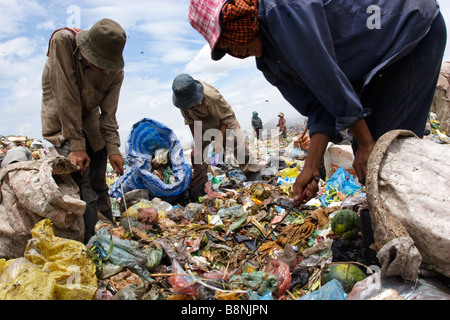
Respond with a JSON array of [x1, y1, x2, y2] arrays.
[[256, 0, 440, 138]]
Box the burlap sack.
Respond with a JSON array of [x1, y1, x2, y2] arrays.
[[366, 130, 450, 281], [0, 155, 85, 259]]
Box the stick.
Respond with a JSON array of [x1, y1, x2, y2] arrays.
[[300, 126, 308, 139]]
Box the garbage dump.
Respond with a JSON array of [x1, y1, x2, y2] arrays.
[[0, 125, 449, 301]]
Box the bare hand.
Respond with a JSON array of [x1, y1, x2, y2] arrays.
[[68, 150, 90, 175], [294, 134, 311, 151], [293, 166, 320, 206], [352, 141, 375, 185], [109, 154, 125, 175]]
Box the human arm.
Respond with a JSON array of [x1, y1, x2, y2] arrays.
[[349, 118, 375, 185], [293, 132, 329, 205], [98, 70, 124, 158], [47, 31, 86, 153]]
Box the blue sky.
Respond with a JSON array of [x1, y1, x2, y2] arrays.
[[1, 0, 449, 151]]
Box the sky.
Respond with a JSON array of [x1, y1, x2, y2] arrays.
[[1, 0, 450, 152]]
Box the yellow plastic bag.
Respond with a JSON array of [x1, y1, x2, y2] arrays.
[[280, 167, 299, 179], [0, 219, 97, 300]]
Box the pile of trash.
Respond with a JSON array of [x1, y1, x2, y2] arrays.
[[0, 126, 449, 301], [0, 134, 55, 167]]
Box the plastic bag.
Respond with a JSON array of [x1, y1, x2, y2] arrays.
[[299, 279, 347, 300], [279, 167, 299, 179], [168, 259, 199, 296], [320, 167, 362, 206], [0, 155, 85, 259], [264, 259, 292, 299], [109, 118, 191, 200], [142, 243, 164, 271], [184, 203, 204, 221], [347, 272, 450, 300], [247, 290, 274, 300], [290, 147, 306, 160], [86, 227, 153, 282], [0, 219, 97, 300], [323, 143, 356, 179], [229, 271, 278, 296]]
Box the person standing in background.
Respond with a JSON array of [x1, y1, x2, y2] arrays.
[[251, 111, 263, 140], [277, 112, 287, 139]]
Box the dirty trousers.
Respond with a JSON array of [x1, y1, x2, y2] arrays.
[[56, 140, 113, 243]]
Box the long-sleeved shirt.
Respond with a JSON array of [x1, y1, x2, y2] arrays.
[[181, 80, 241, 133], [256, 0, 440, 138], [41, 28, 123, 156]]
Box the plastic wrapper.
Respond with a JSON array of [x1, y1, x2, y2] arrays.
[[0, 219, 97, 300]]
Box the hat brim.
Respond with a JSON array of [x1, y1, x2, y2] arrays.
[[173, 80, 204, 110], [76, 30, 124, 71]]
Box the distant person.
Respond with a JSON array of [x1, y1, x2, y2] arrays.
[[172, 73, 261, 200], [41, 18, 127, 242], [251, 111, 263, 140], [188, 0, 446, 205], [277, 112, 287, 139], [430, 61, 450, 136]]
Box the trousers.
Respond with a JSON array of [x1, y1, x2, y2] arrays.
[[357, 13, 447, 150], [56, 140, 112, 243]]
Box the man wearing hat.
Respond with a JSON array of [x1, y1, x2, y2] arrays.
[[188, 0, 446, 205], [172, 73, 261, 200], [277, 112, 286, 139], [41, 18, 127, 242]]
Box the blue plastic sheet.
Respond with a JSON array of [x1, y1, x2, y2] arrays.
[[109, 118, 191, 200]]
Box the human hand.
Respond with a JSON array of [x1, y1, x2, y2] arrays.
[[109, 154, 125, 176], [293, 166, 320, 206], [352, 141, 375, 185], [294, 134, 311, 151], [68, 150, 90, 175]]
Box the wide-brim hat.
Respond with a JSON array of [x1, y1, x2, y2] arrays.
[[172, 74, 204, 109], [76, 18, 126, 71], [189, 0, 228, 61], [278, 112, 284, 117]]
